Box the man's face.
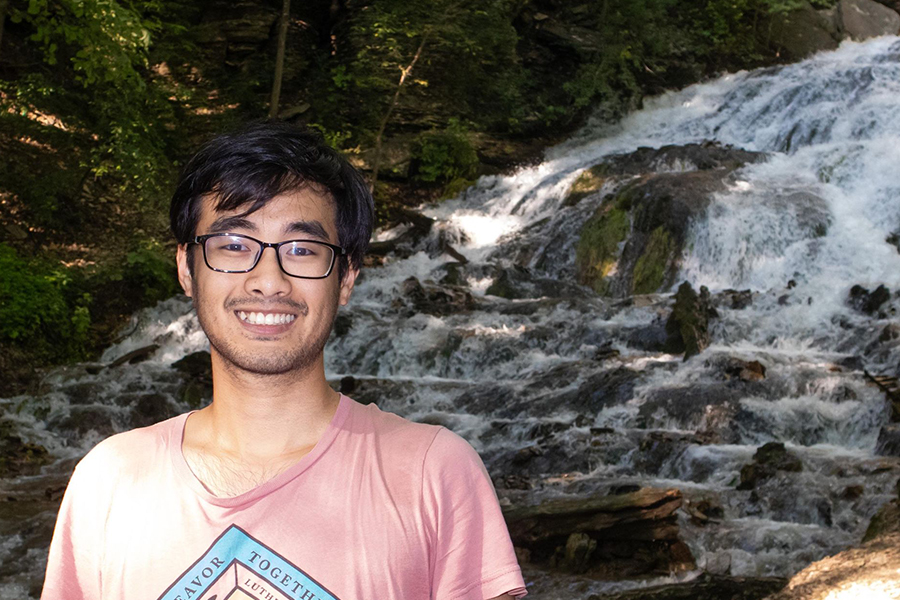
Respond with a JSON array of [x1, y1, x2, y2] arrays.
[[175, 188, 357, 377]]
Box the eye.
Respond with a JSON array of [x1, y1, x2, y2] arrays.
[[285, 243, 317, 257]]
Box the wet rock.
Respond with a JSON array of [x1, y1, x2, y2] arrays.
[[848, 283, 890, 314], [665, 282, 717, 360], [575, 144, 767, 297], [437, 262, 467, 287], [0, 421, 51, 477], [505, 488, 694, 577], [838, 0, 900, 41], [130, 393, 179, 428], [525, 366, 639, 418], [737, 442, 803, 490], [395, 276, 476, 315], [875, 424, 900, 456], [719, 289, 754, 310], [486, 266, 531, 299], [639, 383, 741, 428], [366, 209, 436, 262], [685, 498, 725, 525], [623, 318, 669, 352], [879, 323, 900, 342], [171, 351, 212, 378], [711, 356, 767, 382], [108, 344, 159, 368], [333, 314, 353, 337], [47, 406, 116, 438]]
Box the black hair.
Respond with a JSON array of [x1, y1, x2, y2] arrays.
[[169, 121, 374, 280]]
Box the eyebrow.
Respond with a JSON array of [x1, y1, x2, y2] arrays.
[[206, 216, 255, 234], [286, 220, 330, 241]]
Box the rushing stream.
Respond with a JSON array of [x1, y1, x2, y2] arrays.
[[5, 37, 900, 598]]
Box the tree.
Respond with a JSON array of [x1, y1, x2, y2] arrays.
[[269, 0, 291, 119]]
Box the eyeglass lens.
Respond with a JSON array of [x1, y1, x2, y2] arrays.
[[204, 235, 335, 278]]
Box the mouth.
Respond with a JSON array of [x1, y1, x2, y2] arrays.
[[235, 310, 298, 334]]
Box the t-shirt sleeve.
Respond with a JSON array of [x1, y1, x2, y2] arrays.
[[422, 427, 527, 600], [41, 447, 109, 600]]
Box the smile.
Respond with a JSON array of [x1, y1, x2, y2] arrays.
[[237, 311, 297, 325]]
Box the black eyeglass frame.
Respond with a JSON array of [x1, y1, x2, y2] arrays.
[[190, 233, 346, 279]]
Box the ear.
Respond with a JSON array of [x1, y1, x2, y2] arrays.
[[176, 244, 194, 298], [338, 267, 359, 306]]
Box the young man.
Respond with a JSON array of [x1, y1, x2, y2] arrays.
[[41, 122, 526, 600]]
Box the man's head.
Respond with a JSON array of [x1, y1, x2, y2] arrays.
[[170, 122, 374, 377], [170, 121, 374, 282]]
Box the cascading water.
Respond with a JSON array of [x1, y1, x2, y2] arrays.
[[4, 37, 900, 599]]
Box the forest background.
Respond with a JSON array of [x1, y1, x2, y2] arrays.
[[0, 0, 831, 396]]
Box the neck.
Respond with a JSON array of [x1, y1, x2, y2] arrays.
[[190, 350, 341, 463]]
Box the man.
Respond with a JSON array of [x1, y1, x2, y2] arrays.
[[41, 122, 526, 600]]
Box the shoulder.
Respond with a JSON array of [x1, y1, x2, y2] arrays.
[[72, 412, 183, 478], [344, 397, 443, 450]]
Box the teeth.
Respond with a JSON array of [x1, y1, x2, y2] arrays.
[[238, 311, 296, 325]]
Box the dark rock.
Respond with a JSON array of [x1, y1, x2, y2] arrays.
[[875, 424, 900, 456], [437, 262, 467, 287], [738, 442, 803, 490], [339, 376, 357, 395], [848, 284, 890, 314], [108, 344, 159, 368], [665, 282, 716, 360], [879, 323, 900, 342], [333, 314, 352, 337], [171, 351, 212, 378], [48, 406, 116, 438], [130, 393, 178, 428], [720, 289, 754, 310], [0, 421, 51, 477], [623, 319, 669, 352], [841, 485, 865, 500], [395, 276, 476, 315]]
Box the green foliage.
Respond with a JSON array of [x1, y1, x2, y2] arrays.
[[0, 244, 90, 358], [124, 240, 179, 304], [410, 120, 479, 184]]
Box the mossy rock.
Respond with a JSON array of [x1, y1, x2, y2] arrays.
[[575, 206, 630, 294], [633, 226, 676, 295], [564, 165, 609, 206]]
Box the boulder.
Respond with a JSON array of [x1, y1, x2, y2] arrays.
[[838, 0, 900, 41], [665, 282, 717, 360], [769, 2, 840, 61], [394, 276, 476, 316], [848, 283, 891, 314], [765, 531, 900, 600], [737, 442, 803, 490], [574, 144, 767, 297]]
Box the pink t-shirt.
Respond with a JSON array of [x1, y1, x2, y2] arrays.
[[41, 394, 526, 600]]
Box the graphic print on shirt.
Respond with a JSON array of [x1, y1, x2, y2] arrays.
[[156, 524, 340, 600]]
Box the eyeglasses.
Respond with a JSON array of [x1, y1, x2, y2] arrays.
[[190, 233, 345, 279]]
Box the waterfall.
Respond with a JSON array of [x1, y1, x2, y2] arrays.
[[5, 37, 900, 598]]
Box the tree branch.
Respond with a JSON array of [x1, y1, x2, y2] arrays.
[[369, 30, 430, 192], [269, 0, 291, 119]]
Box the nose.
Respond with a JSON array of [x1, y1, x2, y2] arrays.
[[244, 246, 292, 297]]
